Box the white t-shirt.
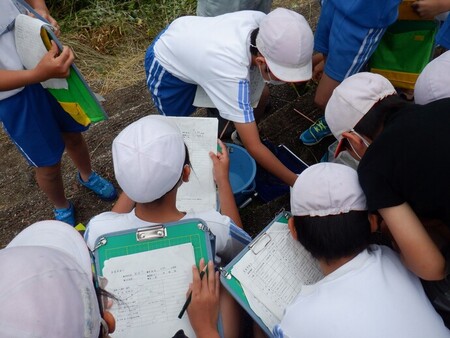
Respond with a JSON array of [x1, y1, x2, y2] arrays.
[[0, 0, 25, 100], [85, 209, 251, 265], [275, 245, 449, 338], [154, 11, 266, 123]]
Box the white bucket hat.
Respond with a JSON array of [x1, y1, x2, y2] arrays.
[[257, 8, 313, 82], [1, 220, 101, 337], [291, 163, 367, 217], [112, 115, 186, 203], [414, 51, 450, 105], [325, 72, 396, 157]]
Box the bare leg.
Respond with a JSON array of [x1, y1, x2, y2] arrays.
[[35, 163, 69, 209], [314, 72, 340, 110], [253, 321, 269, 338], [62, 132, 92, 181], [219, 287, 242, 338]]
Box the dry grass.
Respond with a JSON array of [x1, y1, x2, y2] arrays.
[[65, 37, 146, 94], [64, 0, 319, 95]]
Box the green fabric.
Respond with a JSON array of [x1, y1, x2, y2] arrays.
[[370, 20, 439, 74]]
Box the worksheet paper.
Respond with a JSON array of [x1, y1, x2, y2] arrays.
[[164, 116, 218, 212], [14, 14, 68, 89], [231, 221, 323, 331], [102, 243, 196, 338]]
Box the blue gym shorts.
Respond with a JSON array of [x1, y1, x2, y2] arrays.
[[0, 84, 88, 167], [144, 30, 197, 117], [314, 1, 387, 82]]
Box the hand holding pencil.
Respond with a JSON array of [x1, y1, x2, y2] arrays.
[[183, 259, 221, 338]]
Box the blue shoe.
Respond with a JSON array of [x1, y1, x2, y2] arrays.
[[78, 172, 117, 201], [54, 201, 75, 226], [299, 117, 332, 145]]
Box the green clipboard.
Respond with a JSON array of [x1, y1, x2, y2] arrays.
[[220, 211, 323, 337], [92, 219, 221, 337], [93, 219, 215, 270], [15, 1, 107, 126]]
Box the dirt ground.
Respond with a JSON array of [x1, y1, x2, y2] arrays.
[[0, 1, 329, 247]]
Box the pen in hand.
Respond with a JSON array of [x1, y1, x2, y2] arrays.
[[178, 263, 208, 319]]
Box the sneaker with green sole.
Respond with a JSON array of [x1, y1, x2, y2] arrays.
[[78, 172, 117, 201], [299, 116, 332, 145]]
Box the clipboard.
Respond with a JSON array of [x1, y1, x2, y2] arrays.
[[220, 211, 323, 337], [92, 219, 222, 338], [13, 1, 107, 126]]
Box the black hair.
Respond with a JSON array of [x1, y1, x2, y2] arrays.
[[183, 143, 191, 167], [250, 28, 259, 56], [293, 211, 371, 261], [353, 94, 411, 140]]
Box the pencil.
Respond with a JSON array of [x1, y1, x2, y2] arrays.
[[178, 264, 208, 319]]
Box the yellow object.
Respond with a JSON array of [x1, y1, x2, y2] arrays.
[[371, 68, 418, 90], [40, 27, 92, 126], [74, 223, 86, 232], [59, 102, 92, 126]]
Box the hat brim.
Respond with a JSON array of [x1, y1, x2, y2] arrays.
[[265, 57, 312, 83], [7, 220, 92, 276], [334, 138, 346, 158]]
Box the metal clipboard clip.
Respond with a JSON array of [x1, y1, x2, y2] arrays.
[[219, 266, 232, 280], [248, 232, 272, 255], [136, 225, 167, 241]]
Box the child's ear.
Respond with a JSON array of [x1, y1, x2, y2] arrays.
[[182, 165, 190, 183], [288, 217, 298, 240], [255, 55, 266, 67]]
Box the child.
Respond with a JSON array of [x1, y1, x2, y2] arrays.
[[0, 0, 117, 226], [325, 72, 450, 323], [144, 8, 314, 187], [299, 0, 402, 145], [85, 115, 251, 338], [0, 220, 116, 337], [186, 162, 449, 337]]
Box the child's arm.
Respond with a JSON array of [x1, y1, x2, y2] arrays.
[[379, 202, 446, 281], [26, 0, 59, 29], [234, 121, 298, 187], [0, 41, 74, 91], [412, 0, 450, 19], [209, 139, 243, 228]]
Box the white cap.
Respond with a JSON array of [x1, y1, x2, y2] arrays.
[[7, 219, 92, 276], [256, 8, 313, 82], [325, 72, 396, 157], [113, 115, 186, 203], [291, 162, 367, 217], [1, 221, 101, 338], [414, 51, 450, 105]]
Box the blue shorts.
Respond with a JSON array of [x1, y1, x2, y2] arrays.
[[315, 1, 387, 81], [0, 84, 88, 167], [437, 16, 450, 50], [144, 31, 197, 117]]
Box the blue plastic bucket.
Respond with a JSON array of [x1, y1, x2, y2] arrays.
[[226, 143, 257, 206]]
